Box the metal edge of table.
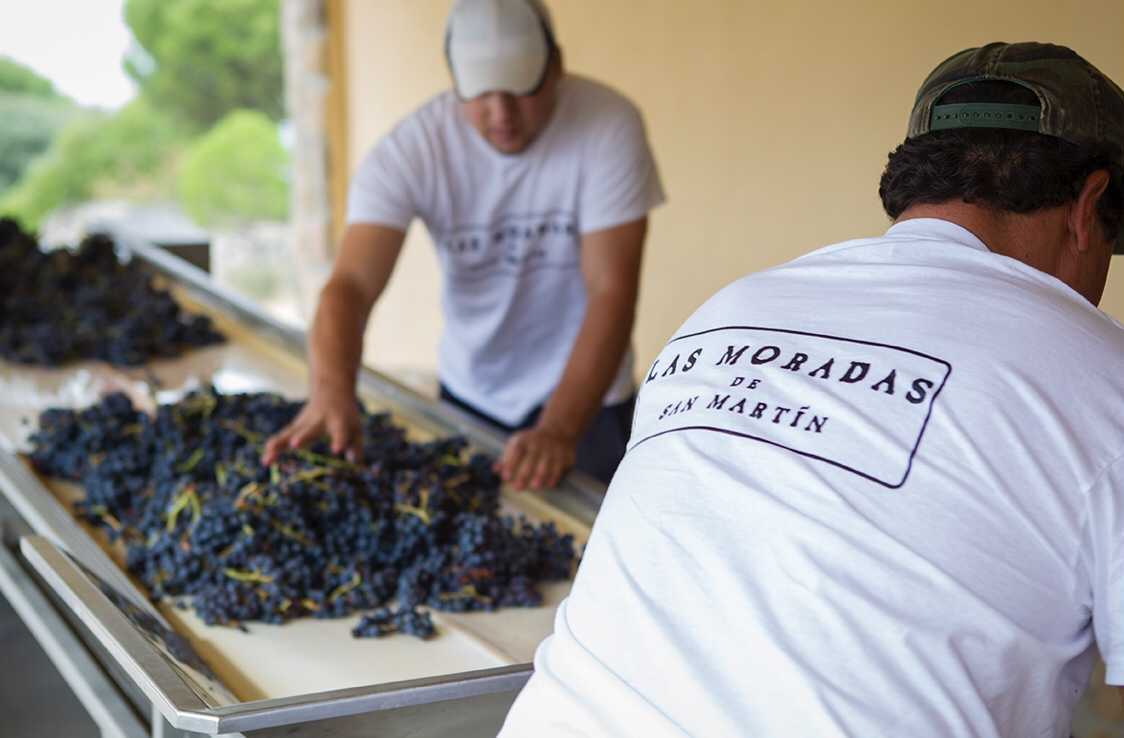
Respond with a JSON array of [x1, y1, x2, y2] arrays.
[[205, 665, 529, 735], [0, 449, 164, 623], [0, 517, 149, 738], [20, 535, 221, 734], [0, 229, 597, 733], [21, 533, 533, 735], [108, 226, 607, 523]]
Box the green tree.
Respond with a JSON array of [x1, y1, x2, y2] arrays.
[[0, 99, 188, 229], [0, 94, 81, 193], [0, 56, 62, 98], [124, 0, 283, 131], [0, 57, 77, 194], [177, 109, 289, 227]]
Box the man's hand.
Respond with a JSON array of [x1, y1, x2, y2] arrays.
[[260, 223, 406, 467], [261, 389, 362, 465], [495, 422, 577, 490], [498, 218, 647, 491]]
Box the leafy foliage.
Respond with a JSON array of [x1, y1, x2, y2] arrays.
[[0, 56, 63, 98], [0, 56, 77, 194], [0, 3, 288, 230], [0, 99, 188, 229], [0, 93, 82, 194], [177, 110, 289, 227], [124, 0, 284, 130]]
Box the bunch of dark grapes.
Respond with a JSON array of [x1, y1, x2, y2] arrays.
[[0, 217, 224, 366], [27, 388, 577, 639]]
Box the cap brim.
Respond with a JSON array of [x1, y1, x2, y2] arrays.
[[452, 53, 545, 99]]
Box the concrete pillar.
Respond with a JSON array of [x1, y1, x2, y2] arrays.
[[280, 0, 334, 322]]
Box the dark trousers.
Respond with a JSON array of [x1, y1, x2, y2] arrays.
[[439, 384, 635, 486]]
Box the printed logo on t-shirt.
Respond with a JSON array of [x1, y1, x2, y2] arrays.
[[438, 211, 579, 280], [632, 326, 952, 488]]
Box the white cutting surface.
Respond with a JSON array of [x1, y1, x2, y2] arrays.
[[0, 292, 588, 702]]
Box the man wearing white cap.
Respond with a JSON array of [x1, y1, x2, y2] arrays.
[[262, 0, 665, 489]]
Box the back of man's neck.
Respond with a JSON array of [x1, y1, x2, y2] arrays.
[[895, 201, 1065, 268]]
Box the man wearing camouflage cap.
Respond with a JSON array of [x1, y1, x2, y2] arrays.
[[500, 42, 1124, 737]]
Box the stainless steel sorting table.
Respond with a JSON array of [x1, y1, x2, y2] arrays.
[[0, 230, 604, 737]]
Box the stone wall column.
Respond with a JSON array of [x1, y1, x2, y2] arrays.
[[281, 0, 335, 322]]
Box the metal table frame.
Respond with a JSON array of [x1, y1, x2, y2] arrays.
[[0, 231, 605, 736]]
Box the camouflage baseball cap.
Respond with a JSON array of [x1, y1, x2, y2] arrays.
[[908, 42, 1124, 254]]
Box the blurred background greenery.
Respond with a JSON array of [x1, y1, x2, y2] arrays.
[[0, 0, 288, 232]]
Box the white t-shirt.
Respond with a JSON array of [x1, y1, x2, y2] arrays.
[[500, 218, 1124, 738], [347, 76, 665, 425]]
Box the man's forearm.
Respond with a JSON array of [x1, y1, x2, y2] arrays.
[[307, 280, 372, 399], [304, 223, 406, 400], [538, 290, 636, 439], [261, 223, 403, 464]]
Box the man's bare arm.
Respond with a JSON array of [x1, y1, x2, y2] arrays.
[[262, 223, 406, 463], [497, 217, 647, 489]]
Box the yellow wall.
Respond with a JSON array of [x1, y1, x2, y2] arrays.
[[341, 0, 1124, 383]]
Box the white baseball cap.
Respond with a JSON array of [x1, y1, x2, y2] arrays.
[[445, 0, 556, 99]]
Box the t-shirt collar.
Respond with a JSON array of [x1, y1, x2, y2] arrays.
[[885, 217, 991, 253]]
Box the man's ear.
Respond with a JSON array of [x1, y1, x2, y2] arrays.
[[1069, 169, 1110, 253], [549, 47, 564, 78]]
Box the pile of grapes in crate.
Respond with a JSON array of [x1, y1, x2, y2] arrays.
[[28, 388, 576, 639], [0, 217, 224, 366]]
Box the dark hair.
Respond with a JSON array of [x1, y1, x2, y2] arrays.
[[879, 81, 1123, 241]]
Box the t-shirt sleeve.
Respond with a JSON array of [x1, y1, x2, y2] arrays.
[[578, 103, 666, 235], [345, 119, 426, 231], [1080, 455, 1124, 684]]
